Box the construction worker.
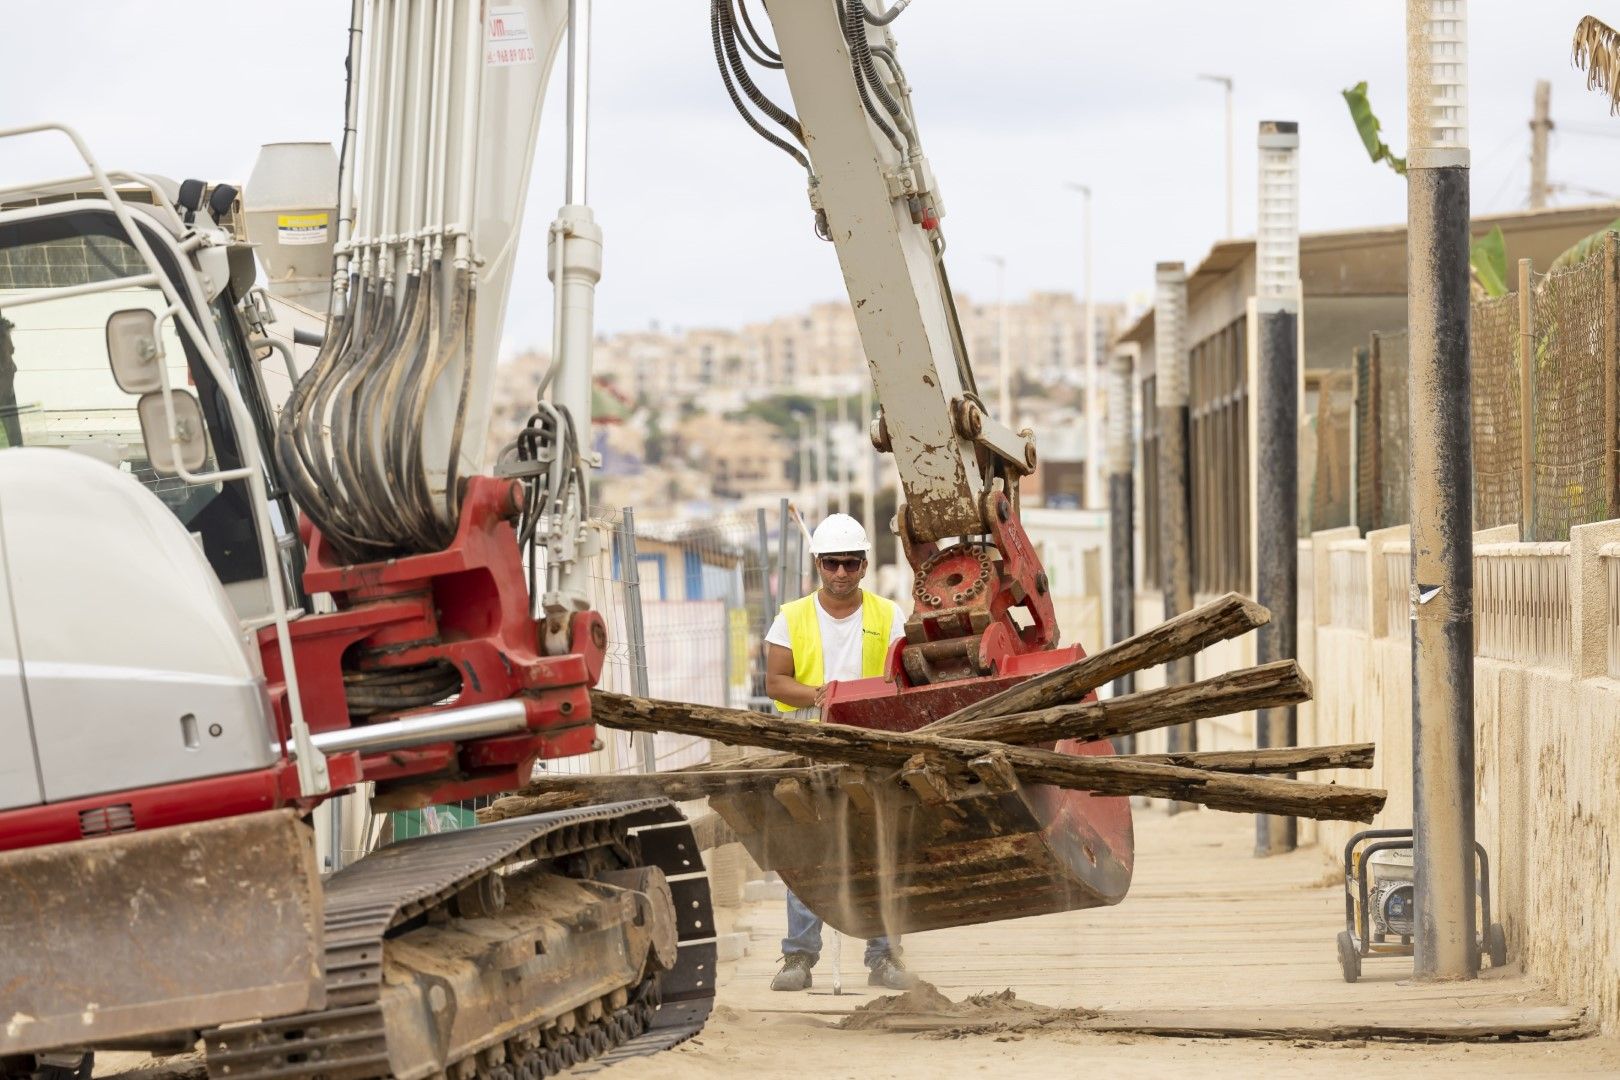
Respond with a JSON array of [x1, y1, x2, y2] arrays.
[[763, 512, 918, 992]]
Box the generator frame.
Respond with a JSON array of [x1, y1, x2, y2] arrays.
[[1336, 828, 1508, 983]]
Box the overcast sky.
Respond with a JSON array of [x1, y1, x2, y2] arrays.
[[4, 2, 1617, 357]]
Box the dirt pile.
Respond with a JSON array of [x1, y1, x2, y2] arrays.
[[836, 981, 1095, 1038]]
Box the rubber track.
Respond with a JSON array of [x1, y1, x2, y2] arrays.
[[203, 799, 715, 1080]]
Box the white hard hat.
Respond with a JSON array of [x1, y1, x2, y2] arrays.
[[809, 512, 871, 555]]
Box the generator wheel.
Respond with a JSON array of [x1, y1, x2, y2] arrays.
[[1485, 922, 1508, 969], [1336, 930, 1361, 983]]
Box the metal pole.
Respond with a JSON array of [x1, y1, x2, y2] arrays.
[[777, 497, 792, 603], [756, 507, 775, 704], [1198, 74, 1235, 238], [1107, 345, 1137, 749], [618, 507, 655, 773], [860, 377, 875, 531], [1154, 262, 1197, 779], [1406, 0, 1477, 981], [1254, 120, 1301, 856], [1518, 258, 1534, 539], [564, 0, 592, 206], [1225, 81, 1234, 238], [986, 255, 1009, 423]]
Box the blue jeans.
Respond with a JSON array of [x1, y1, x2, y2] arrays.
[[782, 888, 896, 969]]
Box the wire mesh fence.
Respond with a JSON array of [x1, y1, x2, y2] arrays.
[[1373, 329, 1411, 531], [1531, 251, 1615, 539], [1470, 288, 1524, 531], [1353, 231, 1620, 540]]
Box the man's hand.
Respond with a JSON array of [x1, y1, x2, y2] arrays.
[[814, 682, 834, 708]]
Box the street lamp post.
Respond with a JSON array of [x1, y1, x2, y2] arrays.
[[1406, 0, 1476, 982], [1065, 182, 1100, 508], [1254, 119, 1301, 857], [1197, 73, 1235, 238]]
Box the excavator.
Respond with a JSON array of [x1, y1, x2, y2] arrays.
[[0, 2, 1130, 1078]]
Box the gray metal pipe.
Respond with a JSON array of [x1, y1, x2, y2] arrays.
[[308, 699, 528, 755], [618, 507, 656, 773]]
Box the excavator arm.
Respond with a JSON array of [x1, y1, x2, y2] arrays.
[[735, 0, 1059, 682]]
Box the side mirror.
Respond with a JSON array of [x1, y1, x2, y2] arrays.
[[105, 309, 163, 393], [137, 390, 209, 475]]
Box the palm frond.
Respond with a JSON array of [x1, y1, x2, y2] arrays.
[[1572, 15, 1620, 115]]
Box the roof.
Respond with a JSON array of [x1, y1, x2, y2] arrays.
[[1118, 201, 1620, 347]]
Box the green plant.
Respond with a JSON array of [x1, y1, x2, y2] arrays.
[[1341, 82, 1407, 176]]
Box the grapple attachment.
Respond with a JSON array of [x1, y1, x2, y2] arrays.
[[711, 645, 1134, 938], [0, 809, 322, 1056]]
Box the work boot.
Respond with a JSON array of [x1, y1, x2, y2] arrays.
[[866, 955, 918, 991], [771, 952, 815, 991]]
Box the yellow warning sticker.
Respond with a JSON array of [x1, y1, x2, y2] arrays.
[[277, 213, 329, 246]]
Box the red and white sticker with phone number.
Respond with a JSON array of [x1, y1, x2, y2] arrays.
[[487, 5, 536, 67]]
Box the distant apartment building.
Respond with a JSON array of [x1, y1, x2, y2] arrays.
[[593, 293, 1130, 404]]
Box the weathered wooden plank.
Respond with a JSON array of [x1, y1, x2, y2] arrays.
[[1124, 743, 1374, 774], [589, 691, 1387, 822], [924, 591, 1270, 728], [931, 659, 1311, 745]]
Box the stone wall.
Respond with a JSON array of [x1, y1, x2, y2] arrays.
[[1306, 519, 1620, 1030]]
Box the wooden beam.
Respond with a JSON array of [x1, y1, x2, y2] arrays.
[[590, 691, 1386, 822], [931, 659, 1311, 745], [1124, 743, 1374, 774], [923, 592, 1270, 728]]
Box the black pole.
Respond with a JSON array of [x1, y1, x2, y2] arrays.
[[1406, 0, 1476, 980], [1107, 346, 1137, 752]]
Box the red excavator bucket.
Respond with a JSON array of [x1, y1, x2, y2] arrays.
[[708, 644, 1134, 938]]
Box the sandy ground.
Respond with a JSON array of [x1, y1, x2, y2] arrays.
[[607, 806, 1620, 1079]]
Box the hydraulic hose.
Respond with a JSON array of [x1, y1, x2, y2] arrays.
[[836, 0, 903, 154], [734, 0, 782, 66], [710, 0, 809, 170]]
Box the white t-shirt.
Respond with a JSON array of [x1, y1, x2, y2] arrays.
[[766, 591, 906, 718]]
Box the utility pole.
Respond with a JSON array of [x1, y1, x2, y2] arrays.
[[1198, 74, 1235, 238], [1066, 182, 1100, 508], [860, 375, 876, 535], [1254, 120, 1301, 856], [1154, 262, 1196, 778], [1106, 344, 1137, 750], [1407, 0, 1477, 981], [1529, 79, 1552, 210], [837, 375, 851, 514], [988, 255, 1010, 423]]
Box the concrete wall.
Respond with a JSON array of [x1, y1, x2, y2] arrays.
[[1306, 519, 1620, 1031]]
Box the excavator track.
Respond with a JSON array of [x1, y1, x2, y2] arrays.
[[203, 800, 714, 1080]]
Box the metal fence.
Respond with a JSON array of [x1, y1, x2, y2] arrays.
[[1354, 232, 1620, 541]]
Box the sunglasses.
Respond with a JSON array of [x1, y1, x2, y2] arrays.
[[819, 555, 867, 573]]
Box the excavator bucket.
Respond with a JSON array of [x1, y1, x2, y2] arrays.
[[0, 809, 323, 1056], [709, 645, 1134, 937]]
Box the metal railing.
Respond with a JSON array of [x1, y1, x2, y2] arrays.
[[1473, 542, 1571, 670]]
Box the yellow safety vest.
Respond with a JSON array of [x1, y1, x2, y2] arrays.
[[774, 590, 894, 712]]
